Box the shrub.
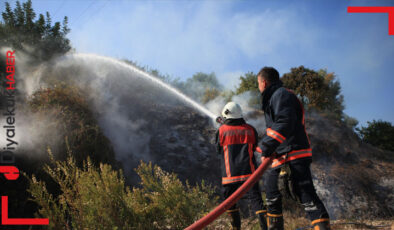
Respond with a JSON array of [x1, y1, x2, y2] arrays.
[[27, 147, 217, 229], [28, 83, 117, 167], [358, 120, 394, 152]]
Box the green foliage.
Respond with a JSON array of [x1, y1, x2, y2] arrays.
[[182, 72, 223, 102], [27, 147, 134, 229], [343, 114, 359, 131], [202, 88, 221, 104], [122, 59, 227, 104], [358, 120, 394, 151], [319, 69, 345, 118], [27, 149, 217, 230], [132, 162, 217, 229], [0, 0, 71, 60], [221, 90, 236, 103], [187, 72, 221, 89], [281, 66, 344, 119], [235, 72, 258, 95], [235, 72, 260, 107]]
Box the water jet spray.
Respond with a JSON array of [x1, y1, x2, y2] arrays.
[[66, 53, 217, 122]]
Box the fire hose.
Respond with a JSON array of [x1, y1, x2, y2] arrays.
[[185, 156, 274, 230]]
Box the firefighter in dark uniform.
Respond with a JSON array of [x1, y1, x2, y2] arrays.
[[256, 67, 330, 230], [215, 102, 267, 230]]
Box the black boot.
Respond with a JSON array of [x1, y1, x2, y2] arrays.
[[267, 213, 284, 230], [227, 209, 241, 230], [256, 210, 268, 230], [311, 218, 330, 230]]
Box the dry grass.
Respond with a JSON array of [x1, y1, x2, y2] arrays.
[[204, 211, 310, 230], [205, 213, 394, 230], [330, 219, 394, 230]]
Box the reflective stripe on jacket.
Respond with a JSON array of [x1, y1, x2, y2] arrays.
[[258, 80, 312, 169], [215, 118, 259, 185]]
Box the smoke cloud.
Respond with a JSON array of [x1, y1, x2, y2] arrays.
[[1, 51, 219, 181], [204, 91, 266, 134], [0, 47, 65, 155]]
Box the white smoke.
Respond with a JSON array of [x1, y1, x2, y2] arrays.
[[0, 49, 266, 183], [204, 91, 266, 134], [1, 51, 222, 178], [0, 47, 62, 154], [205, 95, 227, 117]]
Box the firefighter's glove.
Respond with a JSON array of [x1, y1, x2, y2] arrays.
[[216, 116, 224, 124], [256, 145, 271, 157]]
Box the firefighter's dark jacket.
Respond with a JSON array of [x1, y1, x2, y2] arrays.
[[258, 80, 312, 168], [215, 118, 259, 185]]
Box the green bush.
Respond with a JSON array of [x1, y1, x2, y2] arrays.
[[28, 84, 117, 168], [27, 147, 217, 230], [235, 72, 261, 108], [202, 88, 221, 104], [358, 119, 394, 151]]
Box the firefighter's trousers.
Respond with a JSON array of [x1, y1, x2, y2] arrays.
[[264, 159, 329, 221]]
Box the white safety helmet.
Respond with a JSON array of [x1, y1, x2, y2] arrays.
[[221, 102, 243, 119]]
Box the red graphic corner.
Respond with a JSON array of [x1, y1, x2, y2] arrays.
[[348, 6, 394, 35], [2, 196, 49, 225]]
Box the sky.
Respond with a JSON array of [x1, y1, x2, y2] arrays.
[[2, 0, 394, 126]]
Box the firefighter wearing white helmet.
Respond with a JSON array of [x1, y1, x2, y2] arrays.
[[215, 102, 267, 230], [221, 102, 243, 120]]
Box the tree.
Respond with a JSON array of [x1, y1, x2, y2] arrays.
[[319, 69, 344, 118], [281, 66, 344, 119], [182, 72, 222, 102], [185, 72, 221, 89], [0, 0, 71, 60], [235, 72, 260, 108], [358, 120, 394, 152], [201, 88, 220, 104], [235, 72, 258, 94], [343, 114, 359, 131]]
